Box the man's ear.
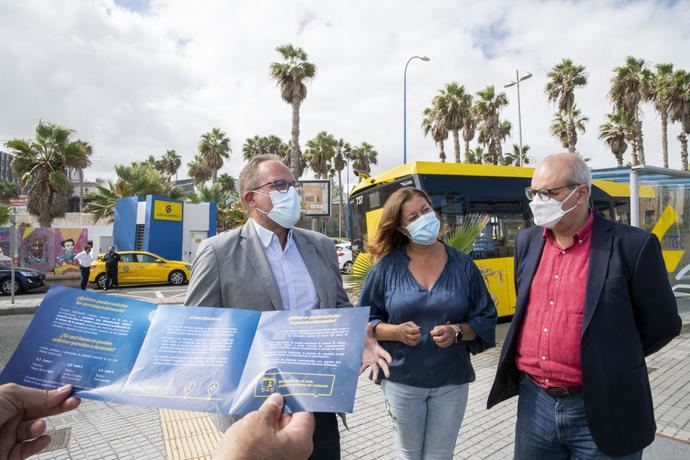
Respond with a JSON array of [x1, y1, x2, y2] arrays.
[[242, 190, 255, 209]]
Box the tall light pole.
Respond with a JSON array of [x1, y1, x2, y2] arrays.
[[504, 70, 532, 167], [403, 55, 430, 164]]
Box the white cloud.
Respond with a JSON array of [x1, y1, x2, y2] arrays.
[[0, 0, 689, 183]]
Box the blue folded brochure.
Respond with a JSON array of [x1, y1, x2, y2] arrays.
[[0, 286, 369, 415]]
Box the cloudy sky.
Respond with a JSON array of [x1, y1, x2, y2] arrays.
[[1, 0, 689, 184]]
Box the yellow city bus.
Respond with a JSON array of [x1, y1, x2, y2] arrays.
[[347, 162, 684, 318]]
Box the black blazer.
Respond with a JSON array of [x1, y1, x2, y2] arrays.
[[487, 213, 682, 456]]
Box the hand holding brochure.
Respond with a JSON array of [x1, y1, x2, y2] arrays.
[[0, 286, 369, 414]]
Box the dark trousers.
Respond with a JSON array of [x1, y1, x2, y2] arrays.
[[79, 267, 90, 290], [310, 413, 340, 460], [105, 268, 118, 290]]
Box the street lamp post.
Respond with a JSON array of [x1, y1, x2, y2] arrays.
[[504, 70, 533, 167], [403, 55, 430, 164]]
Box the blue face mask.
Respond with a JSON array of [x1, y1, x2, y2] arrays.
[[256, 186, 302, 229], [405, 211, 441, 245]]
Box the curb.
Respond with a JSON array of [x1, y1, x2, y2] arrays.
[[0, 305, 40, 316]]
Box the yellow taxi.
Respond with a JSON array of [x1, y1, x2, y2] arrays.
[[89, 251, 192, 289]]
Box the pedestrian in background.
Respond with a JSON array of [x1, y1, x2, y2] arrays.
[[488, 153, 682, 458], [103, 246, 120, 290], [74, 245, 92, 290], [360, 187, 497, 460]]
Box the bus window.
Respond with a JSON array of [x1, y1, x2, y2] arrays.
[[612, 200, 630, 224], [466, 201, 529, 259], [592, 199, 612, 220]]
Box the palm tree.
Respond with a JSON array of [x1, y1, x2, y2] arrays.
[[650, 63, 678, 168], [270, 44, 316, 179], [545, 59, 588, 153], [7, 121, 85, 227], [461, 94, 475, 163], [71, 140, 93, 212], [421, 105, 449, 162], [599, 110, 634, 167], [434, 83, 469, 162], [550, 104, 589, 151], [504, 144, 531, 166], [305, 131, 337, 179], [332, 138, 351, 238], [84, 164, 183, 222], [242, 135, 290, 160], [160, 150, 182, 181], [0, 181, 18, 203], [610, 57, 652, 165], [187, 154, 212, 188], [466, 146, 485, 164], [474, 86, 511, 165], [670, 69, 690, 170], [216, 173, 236, 195], [199, 128, 231, 182], [350, 142, 378, 174]]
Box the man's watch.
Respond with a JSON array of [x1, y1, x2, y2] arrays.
[[453, 324, 464, 343]]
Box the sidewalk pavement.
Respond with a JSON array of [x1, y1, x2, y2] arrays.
[[3, 297, 688, 459]]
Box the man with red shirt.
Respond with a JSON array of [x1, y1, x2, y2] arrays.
[[488, 153, 681, 458]]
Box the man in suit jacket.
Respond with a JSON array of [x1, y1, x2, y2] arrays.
[[487, 153, 681, 458], [185, 154, 390, 460]]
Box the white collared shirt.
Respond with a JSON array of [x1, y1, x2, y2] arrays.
[[74, 250, 92, 268], [251, 219, 319, 311]]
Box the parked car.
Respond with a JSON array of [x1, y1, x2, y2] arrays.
[[89, 251, 192, 289], [335, 243, 353, 275], [0, 267, 46, 295]]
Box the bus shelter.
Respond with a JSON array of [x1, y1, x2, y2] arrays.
[[592, 166, 690, 297]]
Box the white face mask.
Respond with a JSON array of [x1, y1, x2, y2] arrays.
[[256, 187, 303, 229], [529, 186, 580, 229]]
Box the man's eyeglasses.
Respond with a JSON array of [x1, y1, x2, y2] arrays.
[[525, 184, 580, 201], [251, 180, 303, 193]]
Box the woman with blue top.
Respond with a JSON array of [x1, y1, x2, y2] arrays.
[[359, 187, 497, 460]]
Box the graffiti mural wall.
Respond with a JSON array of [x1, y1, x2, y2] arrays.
[[0, 228, 89, 274]]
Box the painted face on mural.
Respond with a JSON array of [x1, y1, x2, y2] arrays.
[[30, 238, 46, 257]]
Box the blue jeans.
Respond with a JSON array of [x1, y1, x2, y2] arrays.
[[381, 380, 468, 460], [515, 374, 643, 459]]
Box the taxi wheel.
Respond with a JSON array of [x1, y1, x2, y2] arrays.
[[343, 261, 353, 275], [95, 273, 106, 289], [169, 270, 186, 285]]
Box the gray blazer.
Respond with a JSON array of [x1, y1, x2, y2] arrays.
[[184, 221, 351, 310]]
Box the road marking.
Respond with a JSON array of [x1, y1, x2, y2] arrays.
[[155, 291, 165, 299]]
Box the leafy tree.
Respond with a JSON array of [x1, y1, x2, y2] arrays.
[[199, 128, 231, 182], [84, 164, 183, 222], [187, 154, 212, 188], [504, 144, 531, 166], [305, 131, 337, 179], [610, 56, 653, 165], [669, 69, 690, 170], [216, 173, 236, 195], [474, 86, 511, 165], [0, 181, 18, 203], [350, 142, 378, 174], [466, 146, 485, 164], [270, 44, 316, 179], [160, 150, 182, 181], [599, 110, 634, 167], [332, 138, 351, 238], [461, 94, 476, 163], [550, 104, 589, 151], [545, 58, 588, 153], [434, 83, 470, 162], [7, 121, 87, 227], [242, 135, 290, 160], [422, 105, 449, 162]]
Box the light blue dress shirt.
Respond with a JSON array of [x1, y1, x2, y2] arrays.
[[251, 219, 319, 311]]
